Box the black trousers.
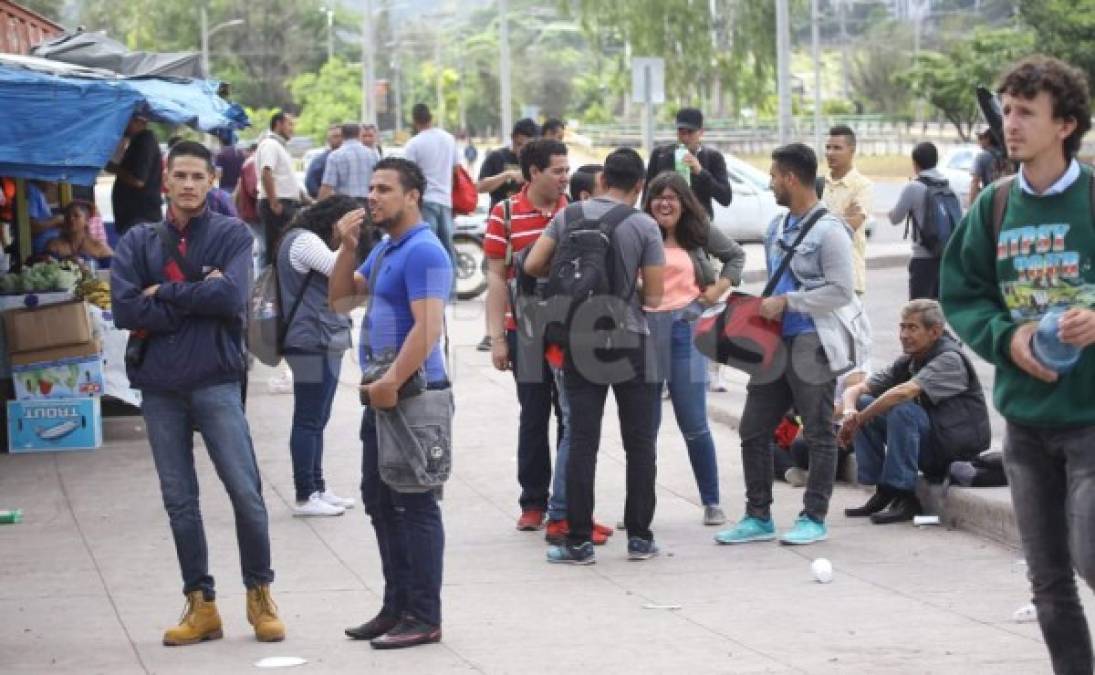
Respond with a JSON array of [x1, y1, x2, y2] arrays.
[[563, 341, 659, 545], [908, 257, 941, 300], [258, 198, 299, 267]]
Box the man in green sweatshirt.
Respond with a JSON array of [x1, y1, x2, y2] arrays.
[[940, 56, 1095, 675]]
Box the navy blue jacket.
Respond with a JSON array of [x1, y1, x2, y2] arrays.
[[111, 208, 253, 393]]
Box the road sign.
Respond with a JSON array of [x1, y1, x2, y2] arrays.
[[631, 57, 665, 105]]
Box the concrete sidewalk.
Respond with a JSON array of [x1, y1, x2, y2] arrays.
[[1, 299, 1086, 674]]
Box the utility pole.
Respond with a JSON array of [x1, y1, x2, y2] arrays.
[[838, 0, 850, 101], [811, 0, 822, 154], [775, 0, 792, 144], [362, 0, 377, 124], [200, 7, 209, 77], [911, 0, 929, 128], [435, 34, 444, 123], [325, 8, 334, 62], [498, 0, 512, 143], [392, 23, 403, 135]]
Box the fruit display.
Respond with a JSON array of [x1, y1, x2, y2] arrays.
[[78, 278, 111, 309], [0, 260, 82, 294]]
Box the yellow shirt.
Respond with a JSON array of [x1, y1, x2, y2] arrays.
[[823, 167, 873, 294]]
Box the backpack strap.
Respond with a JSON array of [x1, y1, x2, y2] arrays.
[[153, 222, 203, 282], [989, 175, 1017, 242], [762, 206, 829, 297], [502, 197, 514, 267]]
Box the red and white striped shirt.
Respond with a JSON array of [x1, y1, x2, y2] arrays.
[[484, 186, 567, 331]]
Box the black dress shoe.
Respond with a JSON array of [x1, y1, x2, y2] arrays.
[[370, 615, 441, 650], [345, 612, 399, 640], [870, 492, 922, 525], [844, 487, 894, 518]]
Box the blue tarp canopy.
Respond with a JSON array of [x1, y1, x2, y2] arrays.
[[0, 54, 248, 186]]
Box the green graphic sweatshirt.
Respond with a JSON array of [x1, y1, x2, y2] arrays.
[[940, 165, 1095, 428]]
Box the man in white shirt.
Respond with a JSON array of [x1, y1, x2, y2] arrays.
[[402, 103, 460, 264], [257, 111, 307, 266]]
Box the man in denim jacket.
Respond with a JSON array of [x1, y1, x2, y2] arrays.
[[716, 143, 863, 547]]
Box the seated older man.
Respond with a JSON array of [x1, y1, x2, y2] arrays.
[[838, 299, 991, 524]]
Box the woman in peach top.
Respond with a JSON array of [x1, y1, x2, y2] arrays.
[[642, 171, 745, 526]]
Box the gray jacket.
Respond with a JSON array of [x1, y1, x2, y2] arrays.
[[689, 224, 746, 288], [763, 202, 872, 373], [277, 229, 352, 354], [887, 167, 947, 259]]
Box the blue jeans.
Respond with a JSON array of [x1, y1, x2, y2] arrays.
[[360, 408, 445, 627], [853, 395, 932, 492], [142, 382, 273, 598], [420, 201, 455, 265], [285, 350, 343, 502], [647, 307, 720, 506], [547, 364, 571, 522], [1005, 422, 1095, 675]]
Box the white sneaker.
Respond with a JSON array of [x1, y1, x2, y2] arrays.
[[784, 467, 808, 488], [293, 493, 345, 517], [320, 490, 355, 509], [1012, 603, 1037, 623], [267, 369, 293, 395]]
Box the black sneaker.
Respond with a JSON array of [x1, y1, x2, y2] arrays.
[[476, 335, 492, 351], [546, 541, 595, 565], [345, 611, 399, 640], [627, 537, 659, 561], [369, 615, 441, 650]]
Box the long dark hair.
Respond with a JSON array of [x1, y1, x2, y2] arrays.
[[288, 194, 362, 247], [642, 171, 709, 250]]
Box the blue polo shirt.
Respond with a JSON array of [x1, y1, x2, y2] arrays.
[[767, 213, 817, 337], [358, 224, 453, 383]]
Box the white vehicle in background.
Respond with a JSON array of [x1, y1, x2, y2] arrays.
[[710, 153, 787, 242], [939, 144, 980, 207]]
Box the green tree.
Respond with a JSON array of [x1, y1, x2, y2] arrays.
[[897, 28, 1035, 140], [288, 59, 362, 143], [1021, 0, 1095, 88]]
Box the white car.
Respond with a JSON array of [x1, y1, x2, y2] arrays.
[[939, 144, 980, 207], [711, 154, 787, 242]]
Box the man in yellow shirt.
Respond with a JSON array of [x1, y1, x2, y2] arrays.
[[823, 125, 873, 295]]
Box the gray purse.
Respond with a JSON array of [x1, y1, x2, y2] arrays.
[[374, 388, 454, 493]]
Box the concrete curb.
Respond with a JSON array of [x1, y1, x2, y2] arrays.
[[740, 251, 911, 284]]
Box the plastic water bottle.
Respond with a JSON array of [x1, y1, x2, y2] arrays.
[[1031, 306, 1081, 374], [0, 509, 23, 524], [674, 144, 691, 186]]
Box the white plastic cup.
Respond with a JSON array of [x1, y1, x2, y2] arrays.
[[811, 558, 833, 584]]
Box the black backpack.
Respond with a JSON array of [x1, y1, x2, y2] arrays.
[[540, 202, 635, 349], [907, 175, 962, 256]]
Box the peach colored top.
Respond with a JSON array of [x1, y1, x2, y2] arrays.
[[646, 245, 699, 312]]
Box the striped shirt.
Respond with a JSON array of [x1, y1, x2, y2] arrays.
[[484, 186, 567, 330], [288, 230, 336, 276]]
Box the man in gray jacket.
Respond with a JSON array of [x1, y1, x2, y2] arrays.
[[887, 142, 956, 300], [715, 142, 860, 547]]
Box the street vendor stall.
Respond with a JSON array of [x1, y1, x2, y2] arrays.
[[0, 45, 248, 449]]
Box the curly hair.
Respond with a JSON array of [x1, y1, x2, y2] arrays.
[[642, 171, 710, 250], [289, 194, 363, 247], [997, 55, 1092, 159]]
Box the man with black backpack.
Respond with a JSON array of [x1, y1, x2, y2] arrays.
[[111, 140, 285, 646], [523, 148, 665, 565], [888, 142, 963, 299]]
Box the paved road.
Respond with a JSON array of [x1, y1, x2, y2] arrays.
[[1, 276, 1082, 674]]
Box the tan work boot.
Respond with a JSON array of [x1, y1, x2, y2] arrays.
[[246, 584, 286, 642], [163, 590, 223, 646]]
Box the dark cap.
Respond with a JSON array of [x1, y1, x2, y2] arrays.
[[512, 118, 540, 139], [675, 108, 703, 131]]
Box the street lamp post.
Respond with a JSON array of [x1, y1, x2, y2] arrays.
[[200, 7, 245, 78], [498, 0, 512, 143], [323, 7, 334, 62], [362, 0, 377, 125]]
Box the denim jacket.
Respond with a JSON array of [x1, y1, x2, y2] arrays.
[[763, 202, 872, 373]]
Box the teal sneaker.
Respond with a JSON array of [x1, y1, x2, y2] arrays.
[[779, 515, 828, 545], [714, 516, 776, 544]]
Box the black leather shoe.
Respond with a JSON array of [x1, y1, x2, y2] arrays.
[[370, 615, 441, 650], [870, 492, 921, 525], [345, 612, 399, 640], [844, 487, 893, 518]]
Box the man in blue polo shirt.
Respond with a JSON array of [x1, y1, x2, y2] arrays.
[[328, 157, 452, 650]]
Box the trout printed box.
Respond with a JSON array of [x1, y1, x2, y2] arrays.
[[7, 398, 102, 453]]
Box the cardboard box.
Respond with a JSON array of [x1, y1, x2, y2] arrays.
[[11, 341, 105, 400], [0, 291, 75, 313], [2, 300, 92, 354], [7, 398, 102, 453]]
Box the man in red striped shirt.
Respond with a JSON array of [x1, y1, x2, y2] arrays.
[[486, 139, 607, 542]]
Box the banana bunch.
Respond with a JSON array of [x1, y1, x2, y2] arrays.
[[79, 279, 111, 309]]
